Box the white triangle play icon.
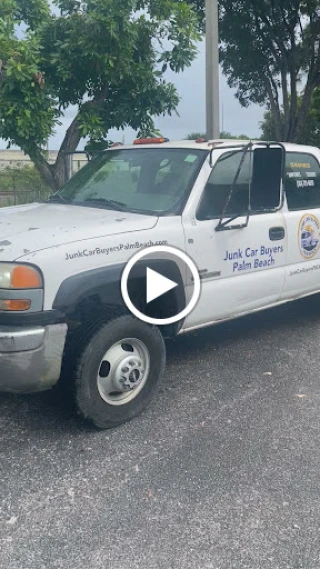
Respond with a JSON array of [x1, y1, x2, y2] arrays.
[[146, 267, 178, 304]]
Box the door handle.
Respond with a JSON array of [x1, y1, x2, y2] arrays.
[[269, 226, 285, 241]]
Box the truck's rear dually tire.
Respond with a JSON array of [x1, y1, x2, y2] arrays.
[[72, 315, 166, 429]]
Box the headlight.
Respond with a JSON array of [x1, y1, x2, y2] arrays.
[[0, 263, 43, 290]]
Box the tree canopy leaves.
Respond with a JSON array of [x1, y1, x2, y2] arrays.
[[185, 130, 250, 140], [187, 0, 320, 143], [218, 0, 320, 142], [0, 0, 200, 189], [260, 87, 320, 147]]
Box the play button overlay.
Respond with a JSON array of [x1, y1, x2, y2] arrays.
[[121, 245, 201, 326], [146, 267, 178, 304]]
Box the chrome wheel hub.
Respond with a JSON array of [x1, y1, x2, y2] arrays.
[[113, 355, 144, 392], [97, 338, 150, 406]]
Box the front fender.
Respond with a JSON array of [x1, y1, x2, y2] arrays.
[[52, 259, 186, 323]]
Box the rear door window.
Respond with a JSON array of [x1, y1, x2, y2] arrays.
[[285, 153, 320, 210]]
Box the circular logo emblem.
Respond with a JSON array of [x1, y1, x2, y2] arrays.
[[298, 214, 320, 259]]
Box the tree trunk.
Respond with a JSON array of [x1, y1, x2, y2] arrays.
[[26, 115, 82, 193], [265, 80, 283, 141], [52, 115, 82, 188], [27, 146, 58, 192], [291, 79, 316, 142]]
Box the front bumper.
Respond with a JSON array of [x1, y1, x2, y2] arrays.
[[0, 323, 68, 393]]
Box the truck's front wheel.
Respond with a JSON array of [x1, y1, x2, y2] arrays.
[[72, 315, 166, 429]]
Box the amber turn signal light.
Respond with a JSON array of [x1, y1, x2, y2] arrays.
[[0, 299, 31, 311]]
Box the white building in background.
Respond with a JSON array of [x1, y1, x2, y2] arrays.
[[0, 149, 89, 176]]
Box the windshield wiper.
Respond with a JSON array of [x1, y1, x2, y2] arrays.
[[82, 197, 128, 211], [47, 193, 69, 204]]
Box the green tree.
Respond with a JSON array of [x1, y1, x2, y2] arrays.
[[84, 138, 114, 158], [0, 0, 200, 191], [260, 87, 320, 146], [187, 0, 320, 143], [185, 131, 250, 139], [185, 132, 206, 139]]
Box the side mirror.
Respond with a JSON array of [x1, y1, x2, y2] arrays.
[[251, 147, 283, 211]]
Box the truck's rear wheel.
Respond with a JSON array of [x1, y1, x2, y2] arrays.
[[72, 315, 166, 429]]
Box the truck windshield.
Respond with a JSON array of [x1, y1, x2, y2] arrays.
[[53, 148, 207, 215]]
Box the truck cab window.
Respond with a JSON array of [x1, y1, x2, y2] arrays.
[[285, 152, 320, 210], [197, 148, 282, 221], [197, 151, 251, 220]]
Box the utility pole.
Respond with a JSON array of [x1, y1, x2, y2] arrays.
[[205, 0, 220, 140]]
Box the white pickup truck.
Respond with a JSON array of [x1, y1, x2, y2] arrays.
[[1, 137, 320, 429]]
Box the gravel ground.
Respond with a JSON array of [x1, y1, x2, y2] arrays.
[[1, 296, 320, 569]]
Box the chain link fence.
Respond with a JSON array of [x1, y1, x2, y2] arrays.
[[0, 152, 90, 207], [0, 160, 51, 207]]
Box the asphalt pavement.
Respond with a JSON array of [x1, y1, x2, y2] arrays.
[[1, 296, 320, 569]]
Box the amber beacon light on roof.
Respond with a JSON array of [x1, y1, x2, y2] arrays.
[[133, 137, 169, 145]]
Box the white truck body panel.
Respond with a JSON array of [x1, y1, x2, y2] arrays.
[[17, 215, 185, 311], [2, 139, 320, 330], [0, 203, 158, 260]]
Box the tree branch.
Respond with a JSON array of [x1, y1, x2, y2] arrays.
[[25, 144, 57, 192], [253, 11, 284, 71], [263, 75, 282, 140], [281, 66, 290, 135], [292, 74, 318, 141], [285, 28, 298, 140], [254, 5, 289, 67], [53, 115, 82, 189]]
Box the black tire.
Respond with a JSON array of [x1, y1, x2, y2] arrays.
[[71, 315, 166, 429]]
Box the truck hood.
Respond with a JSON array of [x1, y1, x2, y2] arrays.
[[0, 202, 158, 260]]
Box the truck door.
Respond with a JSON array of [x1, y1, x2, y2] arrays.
[[280, 149, 320, 300], [182, 144, 287, 330]]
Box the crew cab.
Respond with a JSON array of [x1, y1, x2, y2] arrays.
[[1, 137, 320, 429]]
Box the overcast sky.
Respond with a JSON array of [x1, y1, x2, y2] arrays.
[[100, 41, 265, 147], [1, 40, 266, 150]]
